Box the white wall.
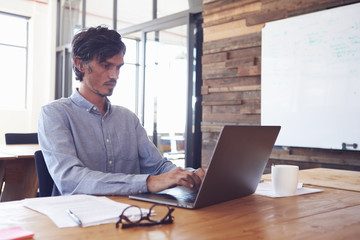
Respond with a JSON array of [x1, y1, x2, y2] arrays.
[[0, 0, 56, 144]]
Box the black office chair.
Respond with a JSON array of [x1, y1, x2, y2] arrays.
[[34, 150, 54, 197], [5, 133, 38, 144]]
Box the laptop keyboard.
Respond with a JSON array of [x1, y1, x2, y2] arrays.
[[161, 186, 198, 203]]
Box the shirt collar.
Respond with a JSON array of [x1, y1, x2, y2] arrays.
[[70, 89, 112, 114]]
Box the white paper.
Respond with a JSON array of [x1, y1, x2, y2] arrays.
[[23, 194, 146, 228], [255, 181, 323, 198]]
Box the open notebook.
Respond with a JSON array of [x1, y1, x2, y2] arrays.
[[130, 125, 281, 209]]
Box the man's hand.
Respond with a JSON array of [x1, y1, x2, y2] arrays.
[[146, 168, 206, 193]]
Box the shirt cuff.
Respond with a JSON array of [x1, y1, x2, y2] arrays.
[[131, 174, 150, 195]]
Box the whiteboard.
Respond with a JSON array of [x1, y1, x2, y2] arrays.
[[261, 3, 360, 151]]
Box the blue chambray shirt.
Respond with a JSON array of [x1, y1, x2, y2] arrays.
[[38, 90, 177, 196]]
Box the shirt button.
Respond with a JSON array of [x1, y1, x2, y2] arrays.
[[138, 190, 142, 194], [106, 139, 110, 143], [93, 107, 97, 110], [109, 161, 112, 165]]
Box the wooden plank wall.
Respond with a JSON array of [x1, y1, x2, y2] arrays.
[[201, 0, 360, 172]]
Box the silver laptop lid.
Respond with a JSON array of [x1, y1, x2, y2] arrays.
[[193, 125, 280, 208]]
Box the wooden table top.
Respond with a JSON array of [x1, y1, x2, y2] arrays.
[[0, 144, 40, 159], [0, 152, 16, 160], [0, 168, 359, 240]]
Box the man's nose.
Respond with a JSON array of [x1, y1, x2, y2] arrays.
[[109, 68, 119, 79]]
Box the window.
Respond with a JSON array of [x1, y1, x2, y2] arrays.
[[117, 0, 152, 28], [59, 0, 82, 46], [86, 0, 113, 28], [143, 26, 188, 160], [157, 0, 188, 18], [109, 38, 139, 113], [0, 12, 29, 110], [117, 13, 204, 168]]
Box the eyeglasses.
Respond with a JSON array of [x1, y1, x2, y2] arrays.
[[115, 204, 175, 229]]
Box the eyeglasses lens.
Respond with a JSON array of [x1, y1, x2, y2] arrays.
[[149, 205, 170, 222], [123, 206, 142, 223]]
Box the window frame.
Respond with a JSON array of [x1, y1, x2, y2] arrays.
[[0, 11, 30, 110]]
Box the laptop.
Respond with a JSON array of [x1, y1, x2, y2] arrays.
[[129, 125, 281, 209]]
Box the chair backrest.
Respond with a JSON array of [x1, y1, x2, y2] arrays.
[[34, 150, 54, 197], [5, 133, 39, 144]]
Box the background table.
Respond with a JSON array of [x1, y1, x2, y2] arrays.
[[0, 144, 40, 202], [262, 167, 360, 191], [0, 168, 359, 240]]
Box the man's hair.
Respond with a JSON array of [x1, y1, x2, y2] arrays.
[[71, 25, 126, 81]]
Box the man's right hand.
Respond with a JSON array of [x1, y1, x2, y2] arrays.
[[146, 167, 205, 193]]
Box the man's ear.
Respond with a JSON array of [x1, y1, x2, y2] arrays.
[[74, 57, 83, 71]]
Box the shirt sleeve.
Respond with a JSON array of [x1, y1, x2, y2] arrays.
[[38, 103, 175, 196], [134, 117, 178, 176]]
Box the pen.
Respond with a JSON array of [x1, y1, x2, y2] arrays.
[[66, 209, 83, 227]]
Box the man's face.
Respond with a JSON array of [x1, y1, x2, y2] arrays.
[[82, 52, 124, 97]]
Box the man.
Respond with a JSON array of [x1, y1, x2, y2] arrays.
[[38, 26, 204, 196]]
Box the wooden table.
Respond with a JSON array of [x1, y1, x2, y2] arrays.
[[0, 144, 40, 202], [0, 168, 359, 239]]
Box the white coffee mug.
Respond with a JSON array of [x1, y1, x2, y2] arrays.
[[271, 165, 299, 196]]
